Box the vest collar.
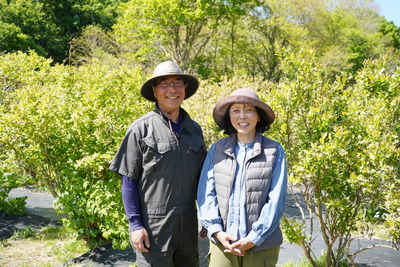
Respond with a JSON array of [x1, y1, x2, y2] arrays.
[[223, 132, 262, 158]]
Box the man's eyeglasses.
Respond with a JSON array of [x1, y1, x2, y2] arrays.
[[154, 80, 186, 88]]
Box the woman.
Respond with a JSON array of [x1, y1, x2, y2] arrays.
[[197, 88, 287, 267]]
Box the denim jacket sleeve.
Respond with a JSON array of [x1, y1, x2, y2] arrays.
[[197, 143, 224, 241]]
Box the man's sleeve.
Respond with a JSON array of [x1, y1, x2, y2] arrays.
[[122, 176, 144, 230], [109, 124, 143, 181]]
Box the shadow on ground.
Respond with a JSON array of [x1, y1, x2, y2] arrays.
[[71, 243, 136, 266], [70, 236, 209, 267], [0, 211, 61, 241]]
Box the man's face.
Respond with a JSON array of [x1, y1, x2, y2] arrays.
[[153, 75, 186, 112]]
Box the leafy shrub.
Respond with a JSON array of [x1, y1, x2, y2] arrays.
[[0, 195, 28, 216], [267, 49, 400, 265], [0, 51, 150, 249], [0, 50, 398, 263], [0, 168, 28, 216]]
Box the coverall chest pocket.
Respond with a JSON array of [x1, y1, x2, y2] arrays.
[[186, 139, 205, 173], [142, 138, 171, 172]]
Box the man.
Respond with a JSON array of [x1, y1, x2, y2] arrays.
[[109, 61, 207, 266]]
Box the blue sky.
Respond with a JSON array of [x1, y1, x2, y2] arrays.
[[374, 0, 400, 26]]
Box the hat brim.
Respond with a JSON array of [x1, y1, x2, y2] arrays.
[[213, 95, 275, 129], [140, 74, 199, 102]]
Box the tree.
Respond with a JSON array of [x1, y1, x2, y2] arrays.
[[113, 0, 254, 74], [0, 0, 121, 63], [229, 0, 304, 81], [0, 0, 53, 57], [70, 25, 122, 67], [304, 0, 394, 75]]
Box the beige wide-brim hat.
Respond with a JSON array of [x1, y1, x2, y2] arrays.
[[213, 88, 275, 128], [140, 61, 199, 102]]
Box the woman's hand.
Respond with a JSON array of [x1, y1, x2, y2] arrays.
[[224, 237, 255, 256], [214, 231, 239, 253]]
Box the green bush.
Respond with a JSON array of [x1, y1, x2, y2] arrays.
[[0, 195, 27, 216], [267, 49, 400, 265], [0, 50, 398, 263], [0, 166, 28, 216], [0, 51, 150, 248]]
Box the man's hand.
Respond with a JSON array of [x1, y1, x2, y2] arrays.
[[131, 228, 150, 252], [224, 237, 255, 256], [199, 226, 208, 238]]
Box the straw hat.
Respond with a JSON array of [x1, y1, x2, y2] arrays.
[[140, 61, 199, 102], [213, 88, 275, 128]]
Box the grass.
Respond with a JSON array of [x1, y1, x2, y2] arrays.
[[0, 225, 93, 267]]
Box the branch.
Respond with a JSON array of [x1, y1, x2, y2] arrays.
[[349, 243, 397, 257]]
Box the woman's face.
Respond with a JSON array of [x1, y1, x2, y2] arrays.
[[229, 103, 260, 142]]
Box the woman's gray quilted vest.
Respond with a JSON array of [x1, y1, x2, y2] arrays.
[[213, 133, 283, 252]]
